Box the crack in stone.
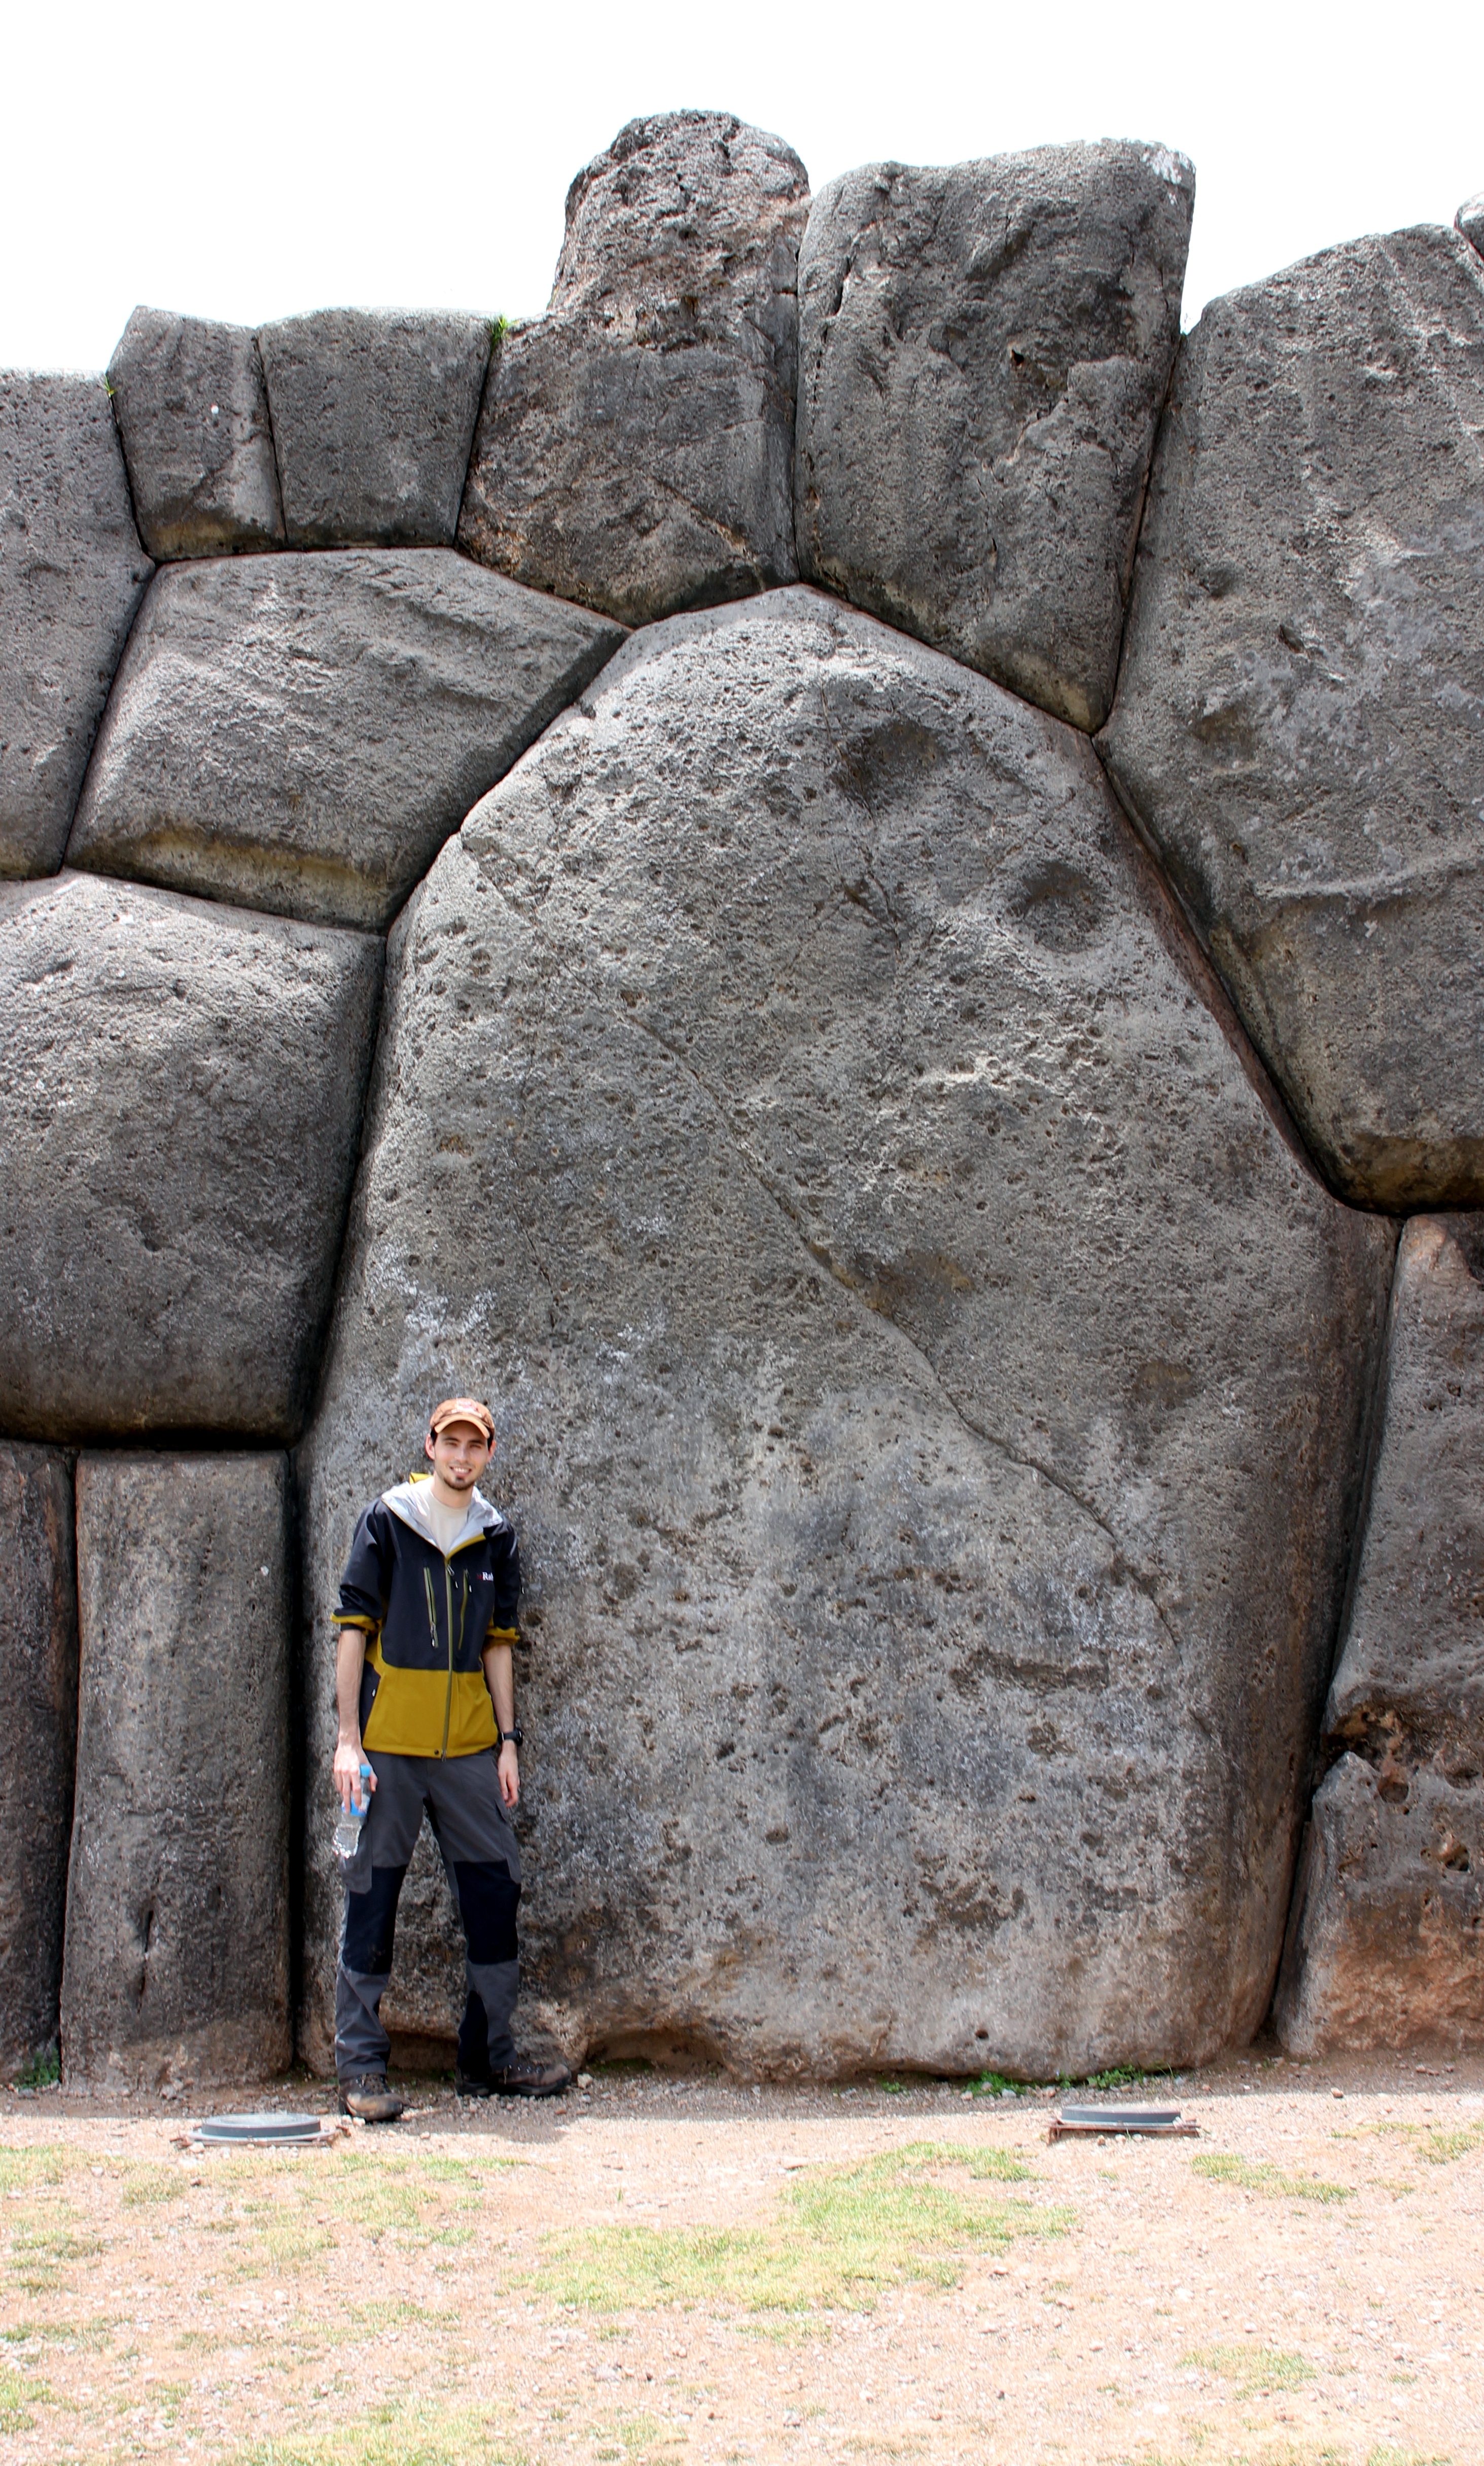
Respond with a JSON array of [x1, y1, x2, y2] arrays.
[[624, 1004, 1180, 1654], [647, 472, 772, 571], [753, 889, 839, 1006], [467, 811, 1180, 1653]]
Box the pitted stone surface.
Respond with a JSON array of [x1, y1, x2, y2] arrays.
[[1276, 1214, 1484, 2053], [794, 143, 1192, 732], [1, 374, 153, 876], [550, 108, 810, 332], [1327, 1216, 1484, 1763], [0, 872, 382, 1442], [299, 588, 1391, 2080], [1101, 224, 1484, 1210], [62, 1453, 291, 2089], [457, 113, 807, 626], [457, 323, 800, 625], [258, 309, 489, 548], [1276, 1755, 1484, 2055], [107, 308, 285, 559], [0, 1446, 77, 2078], [68, 551, 624, 929]]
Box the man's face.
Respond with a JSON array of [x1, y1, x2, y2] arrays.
[[426, 1422, 493, 1491]]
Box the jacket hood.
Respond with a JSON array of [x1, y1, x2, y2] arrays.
[[381, 1473, 504, 1556]]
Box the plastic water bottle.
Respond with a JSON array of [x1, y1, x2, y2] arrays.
[[333, 1764, 373, 1862]]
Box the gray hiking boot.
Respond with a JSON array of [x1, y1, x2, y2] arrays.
[[486, 2056, 573, 2099], [338, 2073, 405, 2124]]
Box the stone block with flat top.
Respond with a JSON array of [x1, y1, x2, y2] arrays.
[[794, 142, 1193, 731], [61, 1453, 291, 2090], [257, 308, 490, 547], [0, 1446, 78, 2079], [107, 307, 285, 558], [68, 550, 623, 929]]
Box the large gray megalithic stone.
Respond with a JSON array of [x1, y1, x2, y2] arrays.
[[68, 552, 624, 930], [1, 374, 153, 878], [794, 143, 1193, 734], [298, 588, 1393, 2082], [0, 873, 382, 1443], [257, 309, 490, 548], [1276, 1215, 1484, 2054], [107, 308, 286, 559], [457, 112, 807, 627], [0, 1446, 78, 2079], [1101, 225, 1484, 1213], [62, 1452, 291, 2089]]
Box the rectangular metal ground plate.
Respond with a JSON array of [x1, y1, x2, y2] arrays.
[[1048, 2105, 1199, 2140]]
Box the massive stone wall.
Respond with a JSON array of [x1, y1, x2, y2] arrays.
[[2, 108, 1480, 2084]]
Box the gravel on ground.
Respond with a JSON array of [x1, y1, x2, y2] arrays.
[[2, 2047, 1479, 2465]]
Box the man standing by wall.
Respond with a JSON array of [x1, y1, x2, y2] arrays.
[[330, 1397, 571, 2120]]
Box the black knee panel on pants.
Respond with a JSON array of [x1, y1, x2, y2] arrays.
[[342, 1865, 407, 1975], [452, 1860, 520, 1965]]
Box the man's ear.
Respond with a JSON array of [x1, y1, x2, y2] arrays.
[[424, 1431, 437, 1463]]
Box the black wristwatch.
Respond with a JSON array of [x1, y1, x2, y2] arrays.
[[500, 1725, 523, 1749]]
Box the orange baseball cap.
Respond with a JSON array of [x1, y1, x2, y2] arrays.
[[428, 1396, 496, 1443]]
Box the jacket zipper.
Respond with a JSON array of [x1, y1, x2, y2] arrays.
[[440, 1556, 456, 1759], [421, 1562, 452, 1759], [447, 1530, 488, 1754], [413, 1526, 491, 1758]]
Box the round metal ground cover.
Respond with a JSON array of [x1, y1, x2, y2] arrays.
[[191, 2112, 327, 2145]]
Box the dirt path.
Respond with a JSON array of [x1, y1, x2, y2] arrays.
[[3, 2049, 1480, 2465]]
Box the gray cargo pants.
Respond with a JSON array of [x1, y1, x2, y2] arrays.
[[334, 1747, 522, 2084]]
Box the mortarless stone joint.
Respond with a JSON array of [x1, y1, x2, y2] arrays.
[[2, 114, 1481, 2085]]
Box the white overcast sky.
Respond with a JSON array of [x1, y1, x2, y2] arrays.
[[6, 0, 1482, 371]]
